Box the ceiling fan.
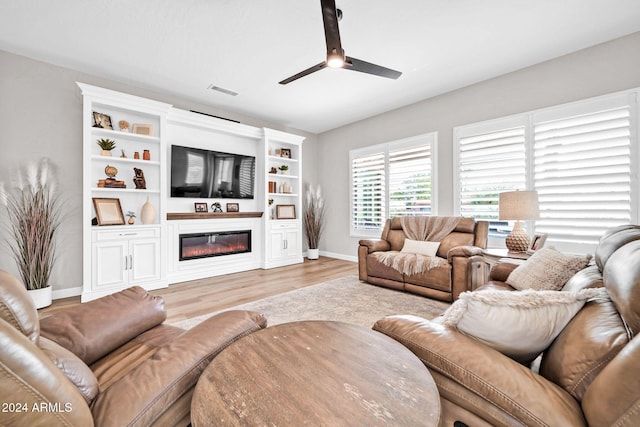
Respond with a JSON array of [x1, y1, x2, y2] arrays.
[[279, 0, 402, 85]]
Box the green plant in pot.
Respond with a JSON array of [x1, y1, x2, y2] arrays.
[[278, 165, 289, 175], [97, 138, 116, 156], [303, 184, 325, 260], [0, 158, 62, 308]]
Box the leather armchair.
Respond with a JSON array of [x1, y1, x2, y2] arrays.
[[359, 216, 488, 301], [374, 225, 640, 427], [0, 270, 266, 426]]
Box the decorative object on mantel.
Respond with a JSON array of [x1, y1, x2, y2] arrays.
[[141, 197, 155, 224], [194, 202, 208, 213], [133, 167, 147, 189], [126, 211, 136, 225], [499, 190, 540, 252], [118, 119, 130, 132], [0, 158, 63, 308], [278, 165, 289, 175], [92, 111, 112, 129], [226, 203, 239, 213], [97, 138, 116, 156], [211, 202, 223, 213], [303, 184, 325, 260]]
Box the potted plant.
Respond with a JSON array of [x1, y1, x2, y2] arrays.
[[303, 184, 325, 260], [97, 138, 116, 156], [0, 158, 62, 308], [278, 165, 289, 175]]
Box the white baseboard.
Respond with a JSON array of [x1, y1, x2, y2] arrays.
[[53, 286, 82, 300], [318, 251, 358, 263]]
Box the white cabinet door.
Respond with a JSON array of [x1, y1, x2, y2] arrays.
[[269, 229, 286, 261], [130, 238, 161, 283], [283, 229, 299, 257], [93, 241, 128, 290]]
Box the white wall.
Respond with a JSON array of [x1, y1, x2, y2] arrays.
[[317, 31, 640, 261], [0, 50, 317, 297]]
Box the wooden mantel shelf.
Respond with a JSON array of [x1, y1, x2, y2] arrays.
[[167, 212, 264, 220]]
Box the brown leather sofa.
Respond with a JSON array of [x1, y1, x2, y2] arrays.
[[374, 225, 640, 427], [0, 270, 266, 427], [358, 216, 488, 301]]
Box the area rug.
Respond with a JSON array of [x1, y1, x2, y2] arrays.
[[172, 275, 450, 329]]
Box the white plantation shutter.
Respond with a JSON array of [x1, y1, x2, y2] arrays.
[[238, 157, 255, 197], [533, 103, 632, 247], [351, 152, 385, 232], [458, 126, 526, 222], [350, 133, 435, 236], [389, 143, 432, 217]]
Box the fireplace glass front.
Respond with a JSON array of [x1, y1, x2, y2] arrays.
[[179, 230, 251, 261]]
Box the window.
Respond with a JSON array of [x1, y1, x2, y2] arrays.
[[350, 133, 436, 236], [454, 90, 638, 252]]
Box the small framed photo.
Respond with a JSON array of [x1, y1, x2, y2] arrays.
[[276, 204, 296, 219], [93, 112, 113, 129], [133, 123, 154, 136], [280, 148, 292, 159], [194, 202, 208, 213], [226, 203, 239, 213], [92, 197, 125, 225], [528, 233, 548, 253]]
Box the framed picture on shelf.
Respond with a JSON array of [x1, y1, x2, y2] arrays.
[[92, 197, 125, 225], [226, 203, 239, 213], [194, 202, 208, 213], [133, 123, 154, 136], [280, 148, 292, 159], [92, 112, 113, 130], [276, 204, 296, 219], [528, 233, 548, 253]]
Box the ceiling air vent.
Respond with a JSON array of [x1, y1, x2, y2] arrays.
[[207, 84, 238, 96]]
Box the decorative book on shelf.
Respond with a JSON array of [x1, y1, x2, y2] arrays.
[[97, 179, 126, 188]]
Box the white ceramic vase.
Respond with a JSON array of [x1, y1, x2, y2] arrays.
[[28, 286, 52, 309], [307, 248, 320, 260], [141, 197, 156, 224]]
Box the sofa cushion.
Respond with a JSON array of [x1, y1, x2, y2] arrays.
[[0, 269, 39, 343], [506, 247, 592, 291], [40, 286, 167, 364], [38, 336, 99, 404], [540, 295, 629, 401], [401, 239, 440, 256], [441, 287, 607, 364]]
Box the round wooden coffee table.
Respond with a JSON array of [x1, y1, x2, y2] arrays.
[[191, 320, 440, 426]]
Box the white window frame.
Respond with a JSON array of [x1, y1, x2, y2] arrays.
[[350, 132, 437, 237], [454, 88, 639, 253]]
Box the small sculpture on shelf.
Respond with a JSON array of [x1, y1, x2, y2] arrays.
[[118, 120, 130, 132], [98, 165, 125, 188], [133, 167, 146, 189], [126, 211, 136, 225], [120, 149, 127, 158], [211, 202, 223, 213]]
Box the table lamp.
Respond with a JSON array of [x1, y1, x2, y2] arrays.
[[499, 190, 540, 252]]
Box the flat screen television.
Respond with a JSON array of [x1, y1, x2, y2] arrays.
[[170, 144, 256, 199]]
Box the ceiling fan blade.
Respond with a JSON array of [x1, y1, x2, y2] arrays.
[[320, 0, 343, 57], [344, 56, 402, 80], [279, 61, 327, 85]]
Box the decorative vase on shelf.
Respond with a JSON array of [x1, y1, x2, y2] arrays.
[[141, 197, 156, 224], [143, 149, 151, 161], [134, 151, 140, 160]]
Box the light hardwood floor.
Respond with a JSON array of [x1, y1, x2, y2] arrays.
[[41, 257, 358, 324]]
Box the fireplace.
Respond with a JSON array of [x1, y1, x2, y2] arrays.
[[179, 230, 251, 261]]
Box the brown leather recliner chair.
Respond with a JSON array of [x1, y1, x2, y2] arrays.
[[374, 225, 640, 427], [358, 216, 488, 302], [0, 270, 266, 427]]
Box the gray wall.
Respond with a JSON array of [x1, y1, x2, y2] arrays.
[[317, 31, 640, 261], [0, 50, 318, 296]]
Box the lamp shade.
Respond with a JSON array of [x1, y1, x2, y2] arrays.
[[499, 191, 540, 220]]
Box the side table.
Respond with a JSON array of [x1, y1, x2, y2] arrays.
[[191, 320, 441, 426], [469, 249, 531, 290]]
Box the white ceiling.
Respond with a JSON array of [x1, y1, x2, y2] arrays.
[[1, 1, 640, 134]]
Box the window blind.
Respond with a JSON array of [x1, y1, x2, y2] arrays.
[[351, 152, 385, 231], [533, 106, 632, 246], [388, 144, 432, 217]]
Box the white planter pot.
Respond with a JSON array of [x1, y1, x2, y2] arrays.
[[28, 286, 52, 309], [307, 248, 320, 260]]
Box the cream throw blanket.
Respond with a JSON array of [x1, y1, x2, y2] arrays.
[[373, 216, 461, 276]]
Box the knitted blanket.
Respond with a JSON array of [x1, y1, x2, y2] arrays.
[[373, 216, 461, 276]]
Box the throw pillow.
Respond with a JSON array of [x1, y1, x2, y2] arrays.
[[506, 247, 592, 291], [401, 239, 440, 257], [441, 287, 608, 364]]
